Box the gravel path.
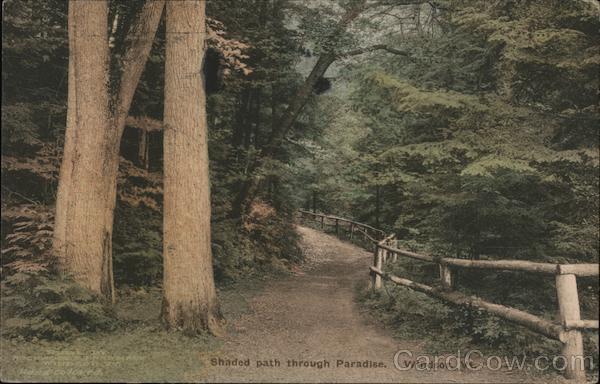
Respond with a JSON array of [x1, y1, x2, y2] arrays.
[[194, 225, 564, 383]]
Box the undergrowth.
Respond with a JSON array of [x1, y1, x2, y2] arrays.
[[1, 272, 116, 341], [1, 198, 302, 341], [1, 202, 116, 341], [356, 264, 599, 374]]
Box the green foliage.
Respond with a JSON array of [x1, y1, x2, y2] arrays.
[[1, 204, 114, 342], [2, 0, 68, 154], [1, 204, 55, 274], [298, 0, 599, 264], [297, 0, 599, 363], [453, 0, 599, 109], [112, 205, 162, 287], [357, 283, 562, 358], [110, 201, 302, 287], [212, 206, 302, 283], [357, 285, 470, 353], [1, 104, 41, 150], [365, 72, 485, 114], [1, 272, 116, 341]]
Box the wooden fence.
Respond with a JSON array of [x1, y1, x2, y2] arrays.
[[297, 210, 385, 243], [298, 210, 599, 381]]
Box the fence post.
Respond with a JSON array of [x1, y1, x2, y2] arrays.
[[439, 263, 453, 290], [369, 245, 376, 288], [556, 273, 585, 381], [320, 216, 324, 229], [375, 246, 383, 289], [349, 223, 354, 240], [335, 219, 339, 235], [371, 245, 383, 290]]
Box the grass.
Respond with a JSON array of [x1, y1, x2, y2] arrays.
[[0, 274, 282, 382], [2, 325, 218, 382]]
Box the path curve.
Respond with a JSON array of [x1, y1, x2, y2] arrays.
[[196, 226, 563, 383]]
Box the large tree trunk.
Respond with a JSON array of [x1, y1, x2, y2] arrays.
[[112, 1, 165, 133], [102, 0, 164, 284], [53, 0, 115, 300], [162, 0, 222, 335], [53, 0, 165, 302]]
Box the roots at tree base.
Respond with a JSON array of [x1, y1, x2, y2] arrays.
[[161, 298, 225, 336]]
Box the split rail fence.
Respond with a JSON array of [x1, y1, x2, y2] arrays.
[[298, 209, 599, 381]]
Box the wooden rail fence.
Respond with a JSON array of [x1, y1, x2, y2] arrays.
[[298, 210, 385, 243], [298, 210, 599, 381]]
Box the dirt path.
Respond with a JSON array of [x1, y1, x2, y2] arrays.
[[195, 226, 563, 383]]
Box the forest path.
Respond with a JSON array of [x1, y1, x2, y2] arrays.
[[195, 225, 559, 383]]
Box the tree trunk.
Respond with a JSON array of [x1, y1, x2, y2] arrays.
[[264, 53, 336, 155], [230, 87, 263, 218], [232, 1, 366, 217], [246, 88, 260, 147], [138, 129, 150, 170], [102, 0, 165, 283], [54, 0, 164, 302], [53, 0, 114, 300], [264, 0, 366, 155], [162, 0, 223, 335], [232, 51, 337, 217], [232, 88, 251, 149], [375, 185, 380, 228]]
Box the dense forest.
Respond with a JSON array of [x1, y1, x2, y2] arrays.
[[1, 0, 599, 382]]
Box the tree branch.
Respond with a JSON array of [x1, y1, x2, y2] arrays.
[[339, 44, 411, 58], [264, 0, 368, 155], [113, 0, 165, 135]]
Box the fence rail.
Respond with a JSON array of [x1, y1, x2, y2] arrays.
[[298, 209, 599, 382], [298, 209, 386, 241]]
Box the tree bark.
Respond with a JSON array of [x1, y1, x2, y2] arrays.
[[162, 0, 223, 335], [53, 0, 114, 300], [53, 0, 165, 302], [113, 1, 165, 133]]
